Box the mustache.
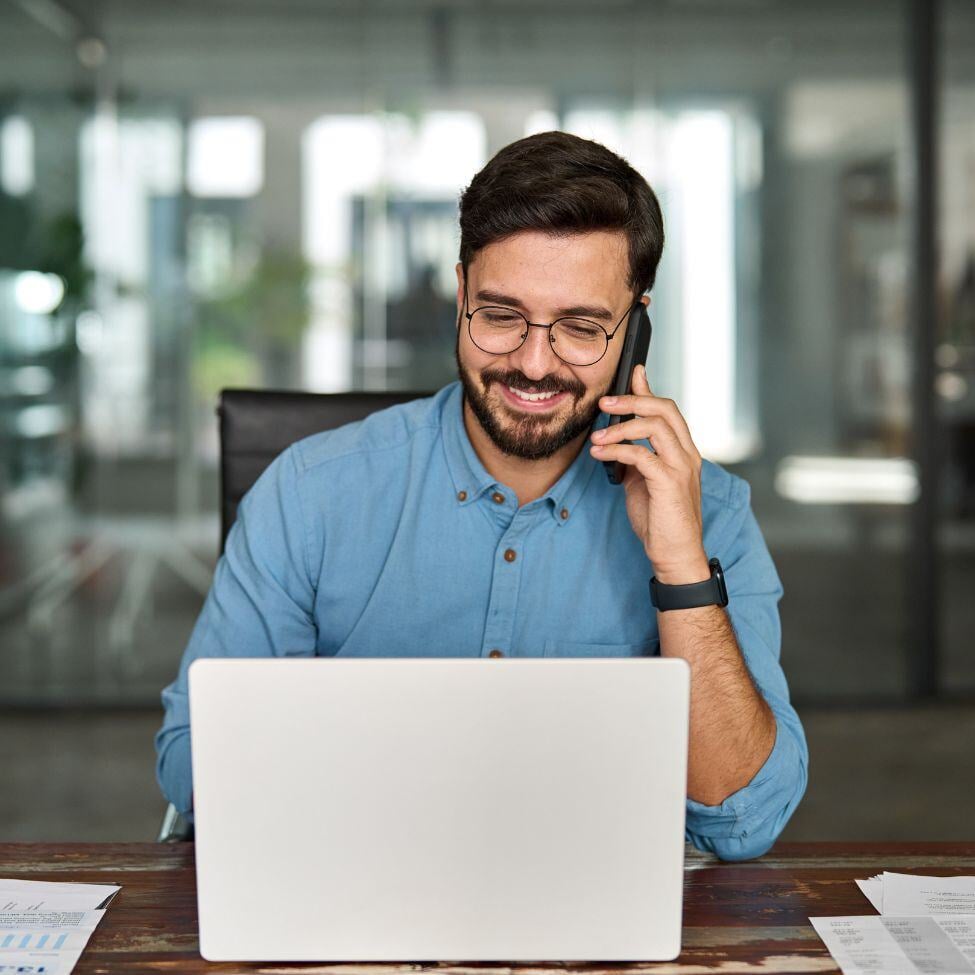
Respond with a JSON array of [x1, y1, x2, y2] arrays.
[[482, 369, 584, 398]]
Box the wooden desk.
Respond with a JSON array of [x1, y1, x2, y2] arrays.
[[3, 842, 975, 974]]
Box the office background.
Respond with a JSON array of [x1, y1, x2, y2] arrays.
[[0, 0, 972, 841]]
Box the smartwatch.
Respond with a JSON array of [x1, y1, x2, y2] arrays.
[[650, 557, 728, 612]]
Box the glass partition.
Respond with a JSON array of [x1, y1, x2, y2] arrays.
[[939, 0, 975, 694], [0, 1, 932, 706]]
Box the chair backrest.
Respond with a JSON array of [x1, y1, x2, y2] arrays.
[[218, 388, 429, 553], [158, 386, 430, 842]]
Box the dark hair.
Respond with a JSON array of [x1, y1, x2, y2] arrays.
[[458, 131, 665, 296]]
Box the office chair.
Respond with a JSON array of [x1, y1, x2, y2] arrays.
[[156, 387, 429, 842]]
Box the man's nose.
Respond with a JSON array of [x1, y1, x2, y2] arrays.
[[508, 324, 562, 379]]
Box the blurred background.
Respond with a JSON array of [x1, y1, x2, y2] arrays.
[[0, 0, 973, 842]]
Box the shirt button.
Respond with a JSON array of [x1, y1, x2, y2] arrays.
[[488, 649, 504, 658], [560, 508, 569, 520], [457, 490, 467, 502], [503, 548, 517, 563], [491, 491, 505, 504]]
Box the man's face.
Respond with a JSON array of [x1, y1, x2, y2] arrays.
[[455, 229, 636, 461]]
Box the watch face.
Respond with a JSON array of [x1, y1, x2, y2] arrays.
[[709, 558, 729, 606]]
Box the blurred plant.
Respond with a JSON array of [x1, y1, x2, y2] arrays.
[[199, 250, 311, 345], [0, 202, 92, 306], [193, 334, 260, 401], [191, 249, 311, 400], [36, 214, 93, 306], [0, 196, 33, 270]]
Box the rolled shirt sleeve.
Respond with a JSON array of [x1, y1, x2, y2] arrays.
[[684, 474, 808, 861], [154, 444, 318, 815]]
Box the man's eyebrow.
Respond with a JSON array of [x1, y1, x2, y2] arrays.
[[474, 289, 615, 322]]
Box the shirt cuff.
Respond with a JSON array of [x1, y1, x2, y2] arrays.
[[684, 713, 808, 861]]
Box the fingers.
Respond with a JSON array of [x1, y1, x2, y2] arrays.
[[589, 440, 662, 480], [631, 362, 652, 395], [599, 368, 700, 462], [592, 414, 686, 464]]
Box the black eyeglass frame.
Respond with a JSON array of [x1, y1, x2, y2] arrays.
[[463, 287, 633, 367]]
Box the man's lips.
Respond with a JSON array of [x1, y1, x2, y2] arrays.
[[496, 382, 571, 412]]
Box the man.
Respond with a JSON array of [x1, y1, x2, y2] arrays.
[[156, 131, 807, 861]]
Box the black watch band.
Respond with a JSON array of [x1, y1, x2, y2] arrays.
[[650, 557, 728, 612]]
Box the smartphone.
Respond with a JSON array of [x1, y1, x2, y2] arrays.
[[602, 303, 653, 485]]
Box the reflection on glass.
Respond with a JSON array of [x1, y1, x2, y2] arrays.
[[0, 116, 34, 196], [0, 1, 953, 708], [564, 106, 756, 463], [187, 117, 264, 198], [302, 111, 485, 392], [775, 456, 919, 505]]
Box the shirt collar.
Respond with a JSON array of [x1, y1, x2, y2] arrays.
[[441, 381, 497, 506], [440, 380, 605, 526]]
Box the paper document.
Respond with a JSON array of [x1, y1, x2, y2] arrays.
[[0, 895, 109, 914], [852, 873, 975, 918], [811, 915, 975, 975], [0, 880, 118, 912], [815, 872, 975, 975], [857, 877, 884, 913], [882, 873, 975, 917], [0, 878, 119, 975], [0, 956, 67, 974], [0, 911, 103, 936]]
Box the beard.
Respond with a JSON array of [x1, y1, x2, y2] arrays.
[[455, 338, 606, 461]]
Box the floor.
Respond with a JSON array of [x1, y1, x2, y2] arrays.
[[1, 705, 972, 843]]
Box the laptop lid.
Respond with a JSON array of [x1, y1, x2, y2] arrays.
[[190, 657, 689, 962]]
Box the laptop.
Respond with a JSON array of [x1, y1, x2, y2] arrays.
[[189, 657, 690, 962]]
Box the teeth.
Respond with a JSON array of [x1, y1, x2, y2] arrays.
[[508, 385, 560, 403]]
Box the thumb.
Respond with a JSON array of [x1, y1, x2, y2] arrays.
[[631, 362, 651, 394]]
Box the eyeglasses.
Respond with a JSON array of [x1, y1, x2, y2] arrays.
[[464, 289, 631, 367]]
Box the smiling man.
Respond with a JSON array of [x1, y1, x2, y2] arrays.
[[156, 131, 807, 860]]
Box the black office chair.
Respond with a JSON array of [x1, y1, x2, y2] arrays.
[[157, 387, 429, 842]]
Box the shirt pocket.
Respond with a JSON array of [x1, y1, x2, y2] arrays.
[[543, 638, 659, 658]]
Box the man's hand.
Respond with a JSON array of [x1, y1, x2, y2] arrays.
[[592, 364, 779, 811], [589, 364, 708, 583]]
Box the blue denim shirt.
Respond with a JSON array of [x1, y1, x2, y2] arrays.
[[156, 380, 807, 860]]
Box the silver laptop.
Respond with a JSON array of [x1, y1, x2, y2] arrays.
[[189, 657, 690, 962]]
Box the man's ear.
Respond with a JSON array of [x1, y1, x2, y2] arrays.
[[640, 294, 650, 308], [455, 263, 465, 321]]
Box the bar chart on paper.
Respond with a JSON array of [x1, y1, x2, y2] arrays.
[[0, 931, 69, 950], [0, 878, 118, 975]]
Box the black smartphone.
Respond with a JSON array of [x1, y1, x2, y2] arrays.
[[602, 303, 653, 485]]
